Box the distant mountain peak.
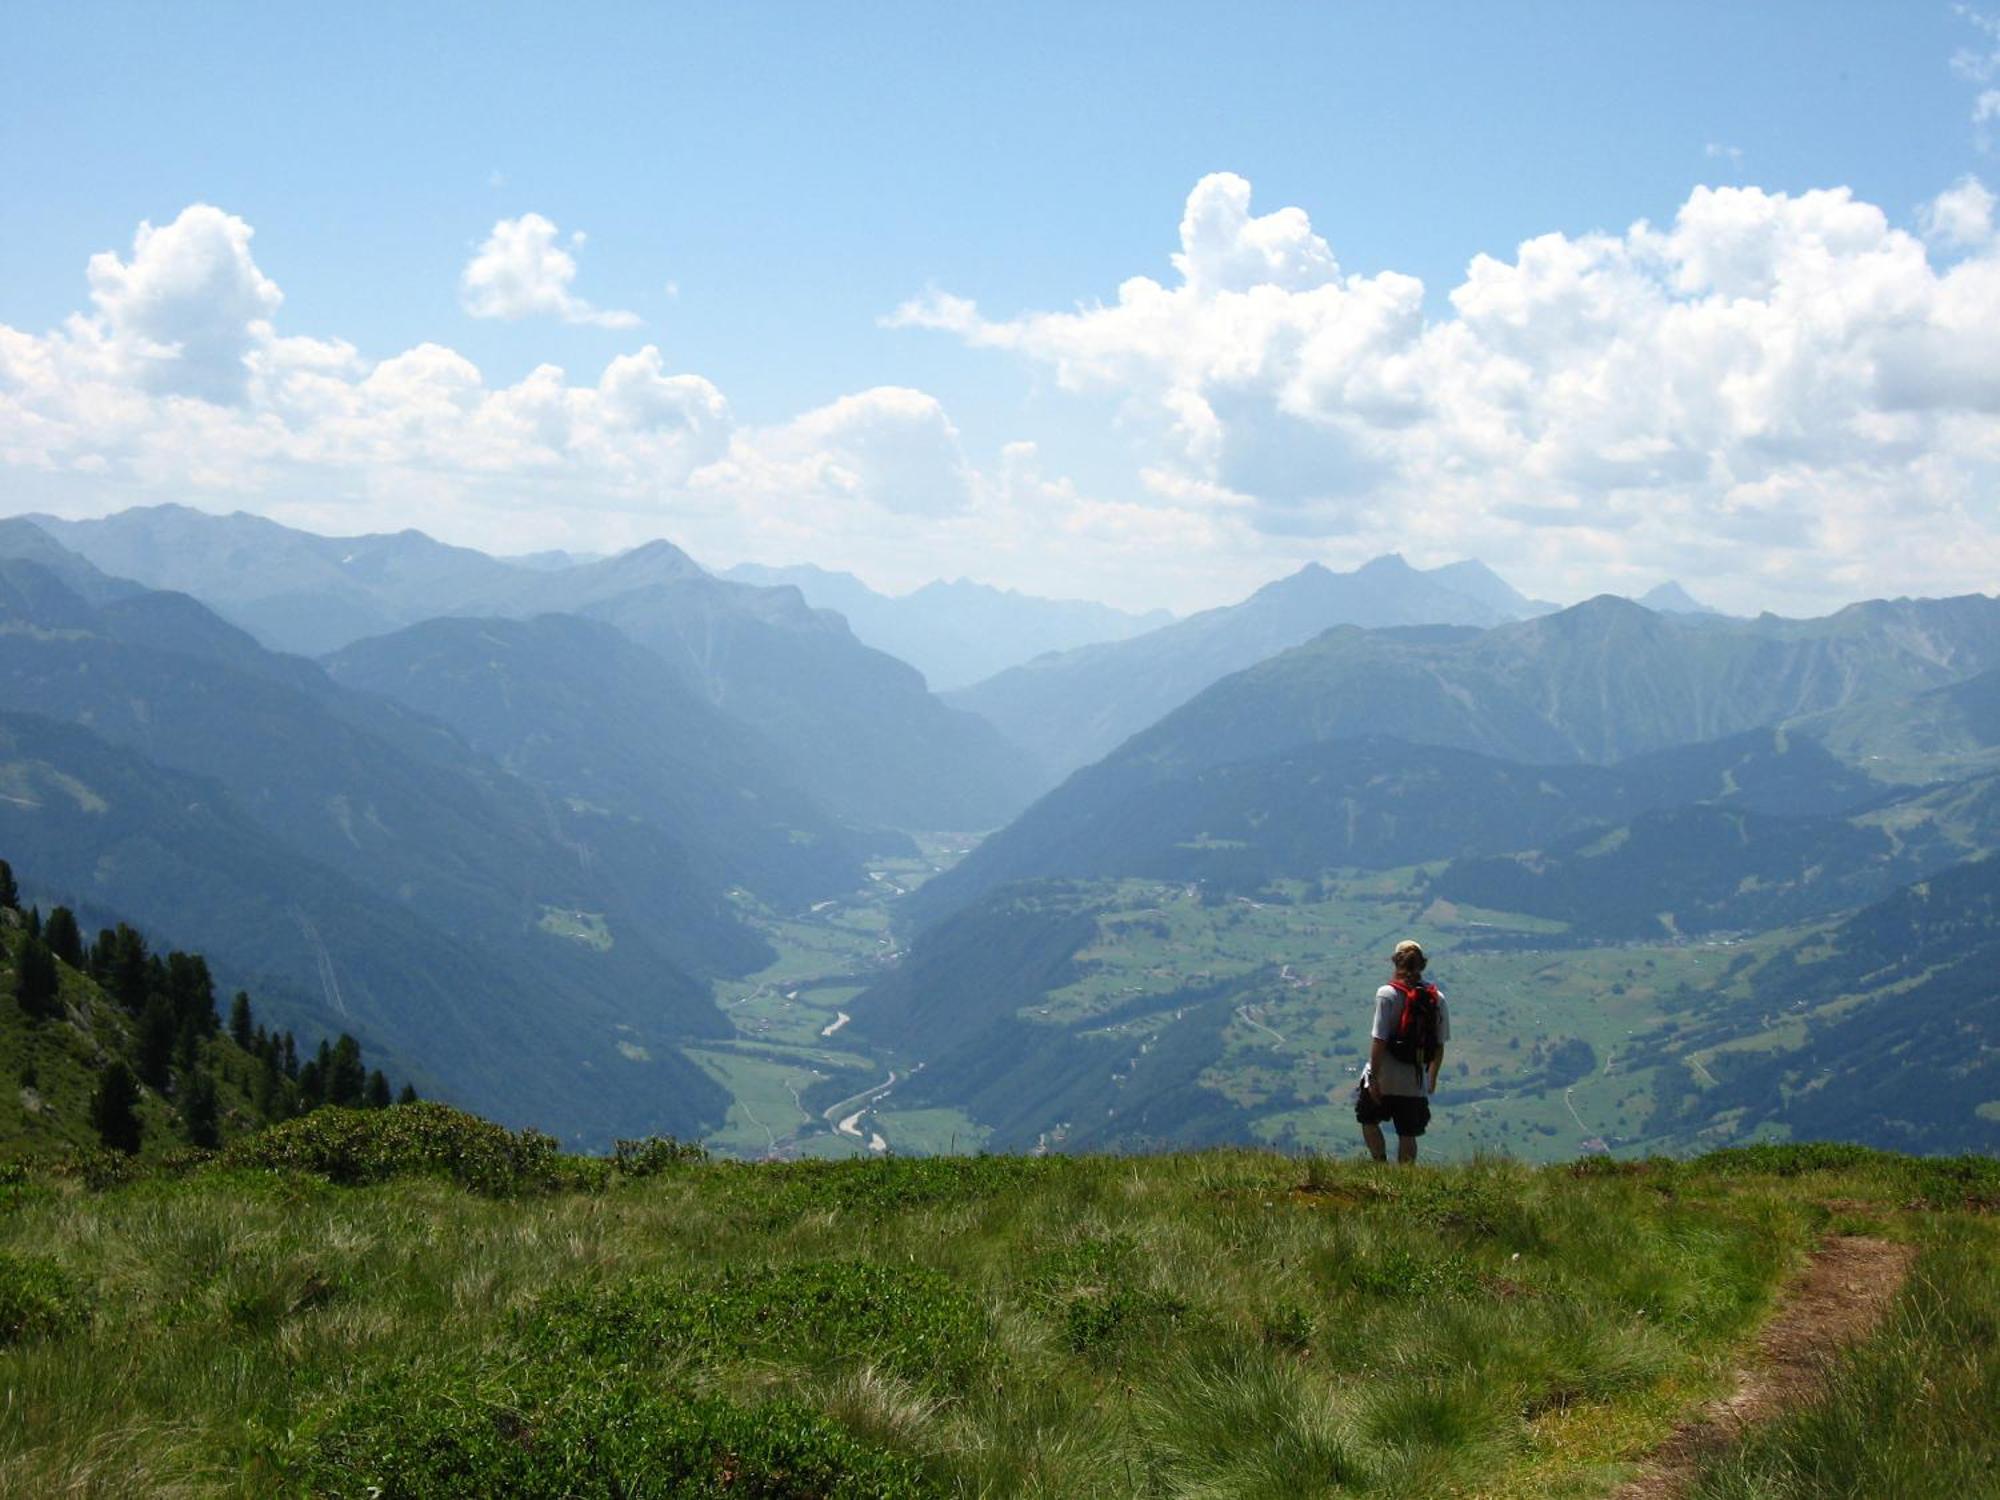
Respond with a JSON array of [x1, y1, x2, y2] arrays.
[[1638, 580, 1721, 616]]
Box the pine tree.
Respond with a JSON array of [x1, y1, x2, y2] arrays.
[[181, 1070, 220, 1149], [136, 996, 177, 1090], [328, 1034, 366, 1108], [109, 925, 149, 1012], [24, 906, 40, 940], [43, 906, 83, 968], [282, 1032, 299, 1080], [228, 991, 254, 1050], [166, 952, 216, 1033], [364, 1068, 391, 1109], [297, 1058, 324, 1110], [90, 1061, 142, 1155], [0, 859, 17, 911], [16, 935, 60, 1020], [396, 1082, 419, 1106]]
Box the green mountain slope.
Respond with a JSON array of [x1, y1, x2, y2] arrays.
[[947, 554, 1542, 784], [1653, 854, 2000, 1154], [0, 710, 729, 1143], [0, 556, 751, 1142], [910, 725, 1893, 932]]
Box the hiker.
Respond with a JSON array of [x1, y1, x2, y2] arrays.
[[1354, 938, 1448, 1164]]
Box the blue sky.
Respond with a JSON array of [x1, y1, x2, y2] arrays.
[[4, 3, 1999, 613]]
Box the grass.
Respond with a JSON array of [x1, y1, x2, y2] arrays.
[[4, 1110, 1991, 1497]]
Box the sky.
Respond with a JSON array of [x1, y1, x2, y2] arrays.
[[3, 2, 1999, 615]]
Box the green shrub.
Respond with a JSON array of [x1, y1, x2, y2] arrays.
[[0, 1252, 89, 1345], [525, 1260, 987, 1386], [221, 1102, 563, 1195], [613, 1134, 710, 1176], [308, 1362, 931, 1499], [47, 1145, 140, 1190]]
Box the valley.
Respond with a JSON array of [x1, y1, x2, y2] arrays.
[[684, 838, 1826, 1166]]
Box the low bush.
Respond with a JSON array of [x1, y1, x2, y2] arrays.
[[613, 1135, 710, 1176], [0, 1252, 89, 1345], [221, 1101, 564, 1195], [308, 1361, 930, 1499]]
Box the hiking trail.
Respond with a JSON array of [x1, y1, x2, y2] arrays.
[[1610, 1233, 1916, 1498]]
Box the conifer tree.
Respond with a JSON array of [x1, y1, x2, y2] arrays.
[[328, 1034, 366, 1108], [15, 935, 60, 1020], [24, 906, 40, 940], [297, 1058, 324, 1109], [365, 1068, 391, 1109], [0, 859, 17, 911], [181, 1070, 220, 1149], [91, 1061, 142, 1155], [228, 991, 254, 1050], [136, 996, 177, 1090], [282, 1032, 299, 1080], [43, 906, 82, 968], [109, 925, 149, 1012], [397, 1082, 419, 1105]]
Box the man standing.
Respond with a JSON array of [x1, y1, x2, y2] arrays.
[[1354, 938, 1448, 1164]]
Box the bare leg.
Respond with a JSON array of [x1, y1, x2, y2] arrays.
[[1361, 1121, 1388, 1162], [1397, 1134, 1419, 1165]]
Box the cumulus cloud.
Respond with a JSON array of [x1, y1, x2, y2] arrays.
[[81, 204, 283, 404], [1, 202, 1127, 599], [459, 213, 640, 329], [889, 172, 2000, 610]]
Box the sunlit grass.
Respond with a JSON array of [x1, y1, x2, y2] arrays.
[[0, 1121, 1990, 1496]]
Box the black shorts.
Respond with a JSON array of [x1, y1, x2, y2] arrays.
[[1354, 1085, 1431, 1137]]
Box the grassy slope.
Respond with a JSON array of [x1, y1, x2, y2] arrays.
[[0, 926, 267, 1161], [3, 1129, 1994, 1497]]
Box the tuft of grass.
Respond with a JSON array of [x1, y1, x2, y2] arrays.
[[309, 1360, 929, 1499], [0, 1251, 88, 1345]]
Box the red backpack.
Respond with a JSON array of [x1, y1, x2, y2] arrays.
[[1384, 979, 1442, 1069]]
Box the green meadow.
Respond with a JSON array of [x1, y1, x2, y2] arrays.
[[2, 1110, 1995, 1497]]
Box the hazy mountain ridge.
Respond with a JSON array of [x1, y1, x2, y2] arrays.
[[722, 561, 1172, 690], [945, 553, 1552, 786], [0, 552, 762, 1142], [324, 613, 894, 908], [25, 507, 1039, 831]]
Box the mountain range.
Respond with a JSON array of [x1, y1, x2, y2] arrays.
[[27, 506, 1036, 831], [944, 554, 1553, 786]]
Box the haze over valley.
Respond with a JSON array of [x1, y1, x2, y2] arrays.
[[0, 503, 1992, 1161]]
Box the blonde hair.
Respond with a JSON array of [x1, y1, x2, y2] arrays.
[[1392, 939, 1427, 976]]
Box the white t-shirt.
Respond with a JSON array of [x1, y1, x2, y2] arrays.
[[1362, 982, 1450, 1097]]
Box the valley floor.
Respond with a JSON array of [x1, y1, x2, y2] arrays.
[[688, 845, 1849, 1165], [1, 1137, 1994, 1497]]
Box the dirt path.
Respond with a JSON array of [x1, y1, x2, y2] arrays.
[[1611, 1234, 1917, 1499]]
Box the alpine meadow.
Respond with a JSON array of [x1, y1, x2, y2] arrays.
[[4, 4, 2000, 1496]]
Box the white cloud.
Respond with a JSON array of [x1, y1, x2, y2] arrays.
[[81, 204, 283, 404], [1924, 176, 1997, 248], [890, 172, 2000, 612], [459, 213, 640, 329]]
